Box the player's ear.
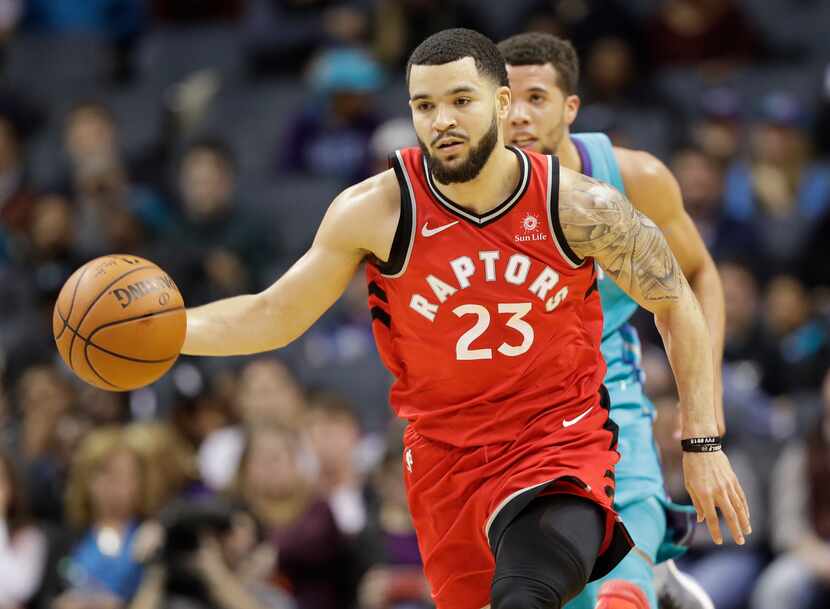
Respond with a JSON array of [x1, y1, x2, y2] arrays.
[[496, 86, 512, 121], [563, 94, 580, 127]]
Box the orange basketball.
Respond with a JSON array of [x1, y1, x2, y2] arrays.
[[52, 255, 186, 391]]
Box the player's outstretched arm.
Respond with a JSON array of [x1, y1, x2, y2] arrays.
[[617, 149, 726, 435], [182, 171, 399, 357], [558, 168, 751, 546]]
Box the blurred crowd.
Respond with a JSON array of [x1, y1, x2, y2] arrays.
[[0, 1, 829, 609]]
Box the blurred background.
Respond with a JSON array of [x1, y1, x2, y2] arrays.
[[0, 1, 829, 609]]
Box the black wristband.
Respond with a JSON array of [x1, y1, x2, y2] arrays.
[[682, 436, 722, 453]]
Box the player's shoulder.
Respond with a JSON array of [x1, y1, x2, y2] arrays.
[[334, 169, 399, 215], [613, 146, 670, 184], [324, 169, 401, 258], [612, 146, 683, 221], [558, 164, 621, 215]]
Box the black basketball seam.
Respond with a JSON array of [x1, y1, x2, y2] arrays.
[[54, 264, 91, 343], [83, 307, 184, 391], [67, 265, 155, 370], [82, 344, 122, 389], [86, 307, 185, 361], [58, 307, 184, 364]]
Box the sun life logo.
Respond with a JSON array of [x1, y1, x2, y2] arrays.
[[522, 213, 540, 233], [515, 212, 547, 243]]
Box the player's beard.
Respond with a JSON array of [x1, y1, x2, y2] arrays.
[[419, 114, 499, 184]]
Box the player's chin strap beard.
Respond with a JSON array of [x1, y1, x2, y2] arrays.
[[419, 114, 499, 184]]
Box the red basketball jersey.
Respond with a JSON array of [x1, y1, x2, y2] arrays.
[[366, 146, 606, 447]]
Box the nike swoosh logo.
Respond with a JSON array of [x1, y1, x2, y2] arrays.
[[421, 220, 459, 237], [562, 406, 594, 428]]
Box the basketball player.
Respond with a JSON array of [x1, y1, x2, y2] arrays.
[[182, 29, 750, 609], [499, 32, 726, 609]]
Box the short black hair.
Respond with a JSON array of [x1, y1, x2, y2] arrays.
[[407, 28, 508, 88], [498, 33, 579, 95]]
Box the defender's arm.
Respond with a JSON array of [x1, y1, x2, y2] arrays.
[[559, 169, 750, 545], [618, 149, 726, 434]]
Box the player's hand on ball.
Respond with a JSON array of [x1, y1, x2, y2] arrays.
[[683, 451, 752, 545]]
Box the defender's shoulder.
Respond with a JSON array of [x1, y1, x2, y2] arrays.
[[613, 147, 669, 184], [613, 147, 683, 222]]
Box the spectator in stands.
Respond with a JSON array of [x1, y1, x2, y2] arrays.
[[0, 448, 47, 608], [719, 260, 764, 364], [126, 421, 204, 511], [163, 138, 274, 306], [199, 357, 306, 492], [758, 275, 830, 396], [14, 193, 81, 307], [647, 0, 761, 69], [0, 111, 34, 262], [278, 47, 383, 182], [61, 101, 169, 205], [690, 87, 744, 169], [130, 498, 295, 609], [580, 36, 642, 107], [723, 91, 830, 275], [671, 147, 760, 264], [244, 0, 371, 76], [305, 392, 369, 536], [716, 260, 784, 439], [58, 102, 172, 258], [358, 427, 429, 609], [236, 425, 358, 609], [751, 370, 830, 609], [11, 357, 76, 523], [168, 371, 236, 451], [47, 427, 152, 608], [71, 154, 171, 258]]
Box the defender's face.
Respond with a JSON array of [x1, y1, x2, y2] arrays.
[[506, 63, 577, 155], [409, 57, 507, 181]]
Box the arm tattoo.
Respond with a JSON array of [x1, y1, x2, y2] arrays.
[[560, 174, 683, 302]]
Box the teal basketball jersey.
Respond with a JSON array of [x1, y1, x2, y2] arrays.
[[571, 133, 650, 418], [571, 133, 638, 339]]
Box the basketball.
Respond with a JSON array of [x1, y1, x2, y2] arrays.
[[52, 255, 186, 391]]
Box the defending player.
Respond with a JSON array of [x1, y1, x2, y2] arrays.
[[499, 32, 727, 609], [182, 29, 749, 609]]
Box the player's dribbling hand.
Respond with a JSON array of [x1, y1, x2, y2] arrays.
[[682, 451, 752, 545]]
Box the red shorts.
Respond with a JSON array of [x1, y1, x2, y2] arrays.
[[402, 394, 633, 609]]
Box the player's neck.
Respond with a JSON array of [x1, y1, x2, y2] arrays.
[[431, 145, 520, 215], [557, 136, 583, 174]]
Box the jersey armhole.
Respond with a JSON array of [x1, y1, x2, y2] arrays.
[[546, 155, 585, 268], [374, 151, 416, 277]]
